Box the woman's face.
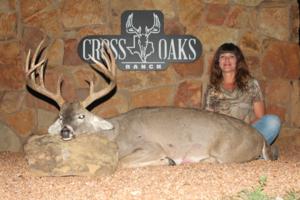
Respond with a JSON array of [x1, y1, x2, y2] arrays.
[[218, 52, 237, 73]]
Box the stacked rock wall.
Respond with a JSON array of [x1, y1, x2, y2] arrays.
[[0, 0, 299, 151]]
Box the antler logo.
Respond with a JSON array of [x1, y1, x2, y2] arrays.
[[126, 13, 160, 63], [78, 10, 202, 71]]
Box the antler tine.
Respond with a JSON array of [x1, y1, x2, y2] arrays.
[[25, 49, 34, 81], [25, 40, 65, 108], [100, 41, 115, 73], [146, 13, 160, 35], [25, 49, 31, 72], [155, 15, 160, 27], [155, 13, 160, 27], [126, 13, 141, 35], [80, 41, 117, 108], [102, 41, 116, 77], [126, 13, 133, 29], [90, 41, 115, 75]]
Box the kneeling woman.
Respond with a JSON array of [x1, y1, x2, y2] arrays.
[[204, 43, 281, 145]]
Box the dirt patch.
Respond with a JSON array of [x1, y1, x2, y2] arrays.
[[0, 136, 299, 200]]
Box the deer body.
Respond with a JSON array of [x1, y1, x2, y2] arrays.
[[103, 107, 267, 167], [48, 105, 275, 168], [25, 41, 277, 169]]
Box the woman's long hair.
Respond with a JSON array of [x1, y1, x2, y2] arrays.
[[209, 43, 252, 91]]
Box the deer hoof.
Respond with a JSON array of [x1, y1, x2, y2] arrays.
[[166, 157, 176, 166], [271, 145, 279, 160]]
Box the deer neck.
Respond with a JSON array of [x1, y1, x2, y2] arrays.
[[100, 118, 120, 141]]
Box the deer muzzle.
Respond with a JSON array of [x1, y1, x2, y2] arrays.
[[60, 125, 75, 141]]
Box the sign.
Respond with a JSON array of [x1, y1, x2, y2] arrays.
[[78, 10, 202, 70]]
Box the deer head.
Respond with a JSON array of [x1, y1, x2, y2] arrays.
[[25, 40, 116, 140], [126, 13, 160, 62]]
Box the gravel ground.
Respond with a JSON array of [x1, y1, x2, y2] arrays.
[[0, 135, 299, 200]]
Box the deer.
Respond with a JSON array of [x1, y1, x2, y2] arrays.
[[25, 40, 278, 168]]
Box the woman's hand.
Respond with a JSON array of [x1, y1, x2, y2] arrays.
[[252, 101, 265, 124]]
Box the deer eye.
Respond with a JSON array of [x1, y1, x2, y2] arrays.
[[78, 114, 85, 119]]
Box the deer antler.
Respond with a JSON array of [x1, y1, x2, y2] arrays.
[[145, 13, 160, 36], [25, 40, 65, 108], [80, 41, 117, 108], [126, 13, 142, 36]]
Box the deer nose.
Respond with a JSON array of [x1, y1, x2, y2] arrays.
[[60, 126, 74, 141]]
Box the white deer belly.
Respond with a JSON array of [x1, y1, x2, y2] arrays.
[[166, 143, 210, 164]]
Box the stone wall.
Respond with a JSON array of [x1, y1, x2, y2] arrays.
[[0, 0, 299, 151]]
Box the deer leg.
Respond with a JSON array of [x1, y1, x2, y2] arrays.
[[262, 141, 279, 161], [119, 142, 175, 168]]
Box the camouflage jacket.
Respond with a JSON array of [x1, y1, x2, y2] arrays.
[[203, 79, 264, 124]]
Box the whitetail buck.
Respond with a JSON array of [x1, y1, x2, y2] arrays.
[[25, 41, 278, 168]]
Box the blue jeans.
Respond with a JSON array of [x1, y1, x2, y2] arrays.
[[252, 115, 281, 145]]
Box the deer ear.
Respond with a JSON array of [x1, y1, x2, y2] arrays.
[[48, 118, 62, 135], [98, 119, 114, 130]]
